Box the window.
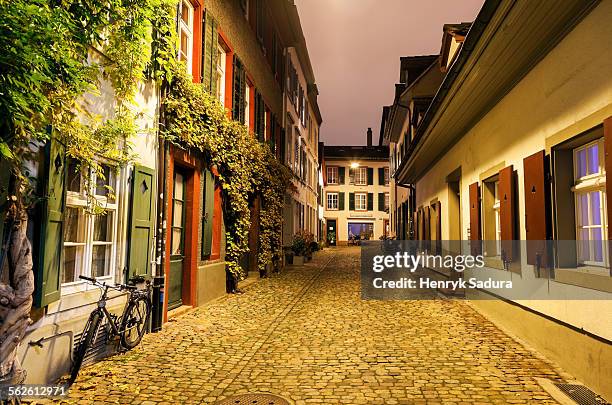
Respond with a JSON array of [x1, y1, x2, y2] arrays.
[[384, 193, 390, 211], [178, 0, 194, 73], [355, 193, 367, 211], [244, 85, 251, 127], [327, 166, 338, 185], [216, 44, 226, 105], [482, 176, 501, 257], [573, 139, 607, 266], [352, 167, 367, 186], [63, 161, 118, 294], [384, 167, 390, 185]]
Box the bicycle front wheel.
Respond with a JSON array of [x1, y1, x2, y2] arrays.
[[120, 295, 151, 349], [69, 311, 101, 385]]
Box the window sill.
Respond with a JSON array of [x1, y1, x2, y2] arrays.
[[554, 267, 612, 293], [47, 288, 126, 315]]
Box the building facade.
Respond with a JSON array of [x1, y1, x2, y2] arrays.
[[323, 131, 389, 245], [281, 10, 322, 245], [391, 0, 612, 399], [8, 0, 319, 385]]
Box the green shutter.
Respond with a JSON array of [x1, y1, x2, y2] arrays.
[[338, 192, 345, 210], [232, 55, 246, 122], [338, 167, 345, 184], [367, 193, 374, 211], [202, 10, 219, 94], [349, 193, 355, 211], [202, 169, 215, 258], [367, 168, 374, 185], [378, 193, 385, 211], [378, 168, 385, 185], [127, 166, 156, 278], [35, 137, 66, 307]]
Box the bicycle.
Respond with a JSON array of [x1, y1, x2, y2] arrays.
[[68, 275, 152, 385]]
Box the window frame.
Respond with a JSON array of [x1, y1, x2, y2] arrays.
[[62, 162, 120, 295], [327, 192, 338, 211], [327, 166, 338, 185], [216, 43, 226, 106], [573, 138, 608, 267], [355, 192, 367, 211], [178, 0, 194, 74], [353, 167, 367, 186]]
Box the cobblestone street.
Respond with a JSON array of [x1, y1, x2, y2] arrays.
[[63, 247, 571, 404]]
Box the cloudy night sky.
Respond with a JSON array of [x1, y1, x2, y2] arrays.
[[295, 0, 484, 145]]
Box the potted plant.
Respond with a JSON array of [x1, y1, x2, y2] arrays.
[[291, 231, 307, 265]]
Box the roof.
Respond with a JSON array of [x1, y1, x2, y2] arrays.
[[324, 145, 389, 161]]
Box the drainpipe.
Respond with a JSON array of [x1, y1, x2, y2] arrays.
[[152, 83, 168, 333]]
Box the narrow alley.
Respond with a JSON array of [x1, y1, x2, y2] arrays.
[[65, 247, 569, 405]]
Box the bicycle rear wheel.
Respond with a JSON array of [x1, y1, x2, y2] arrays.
[[120, 296, 151, 349], [69, 311, 101, 385]]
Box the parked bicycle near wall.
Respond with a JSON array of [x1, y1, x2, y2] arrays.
[[69, 276, 152, 385]]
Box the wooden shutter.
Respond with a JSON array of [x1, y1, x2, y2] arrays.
[[202, 169, 215, 258], [35, 137, 66, 307], [605, 116, 612, 242], [367, 168, 374, 185], [367, 193, 373, 211], [435, 201, 442, 253], [127, 166, 156, 278], [498, 165, 515, 262], [232, 55, 246, 123], [468, 182, 481, 240], [338, 192, 345, 210], [523, 150, 550, 267], [348, 193, 355, 211], [424, 206, 430, 240], [338, 167, 345, 184], [202, 10, 219, 94], [378, 193, 385, 211], [469, 182, 481, 255], [378, 167, 385, 185]]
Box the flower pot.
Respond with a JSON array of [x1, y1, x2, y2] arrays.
[[293, 255, 304, 266]]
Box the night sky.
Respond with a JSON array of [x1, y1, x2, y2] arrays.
[[295, 0, 484, 145]]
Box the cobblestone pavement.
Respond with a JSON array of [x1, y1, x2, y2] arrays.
[[60, 247, 570, 404]]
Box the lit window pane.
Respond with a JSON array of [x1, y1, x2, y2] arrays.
[[173, 201, 183, 226], [591, 228, 603, 262], [578, 229, 589, 262], [95, 165, 113, 199], [181, 2, 190, 23], [576, 148, 587, 178], [172, 229, 182, 255], [590, 192, 601, 225], [587, 144, 599, 175], [578, 193, 589, 226]]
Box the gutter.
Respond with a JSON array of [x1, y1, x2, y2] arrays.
[[395, 0, 502, 182]]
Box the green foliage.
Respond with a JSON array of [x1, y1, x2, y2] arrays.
[[160, 65, 292, 280], [291, 231, 314, 257]]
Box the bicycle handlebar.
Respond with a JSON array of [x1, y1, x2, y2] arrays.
[[79, 275, 137, 292], [79, 275, 97, 283]]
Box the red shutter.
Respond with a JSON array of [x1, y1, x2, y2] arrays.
[[435, 201, 442, 254], [468, 182, 481, 240], [523, 150, 549, 267], [499, 165, 515, 262]]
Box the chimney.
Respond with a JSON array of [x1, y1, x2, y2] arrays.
[[367, 127, 373, 147]]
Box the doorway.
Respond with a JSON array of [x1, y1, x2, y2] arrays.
[[447, 167, 462, 257], [169, 169, 186, 310], [327, 219, 337, 246]]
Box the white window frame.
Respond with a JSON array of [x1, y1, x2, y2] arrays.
[[354, 167, 367, 186], [327, 166, 338, 185], [384, 167, 390, 185], [63, 163, 120, 295], [178, 0, 194, 74], [216, 44, 226, 105], [573, 138, 607, 267], [327, 192, 338, 210], [355, 192, 367, 211], [384, 193, 390, 211]]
